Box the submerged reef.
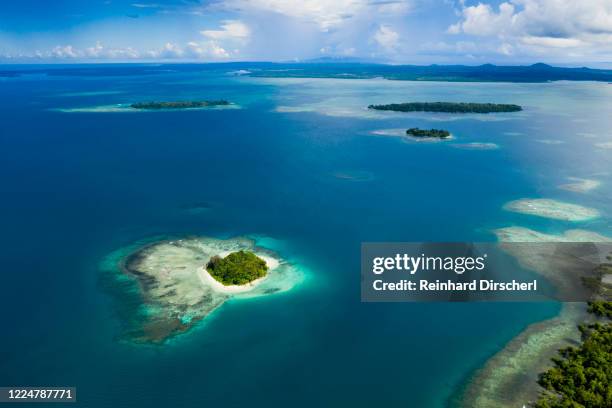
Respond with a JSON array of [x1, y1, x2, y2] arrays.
[[461, 303, 586, 408], [558, 177, 601, 193], [368, 102, 522, 113], [451, 142, 499, 150], [103, 236, 301, 344], [503, 198, 600, 221]]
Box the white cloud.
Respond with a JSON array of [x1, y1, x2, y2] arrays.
[[131, 3, 162, 8], [81, 41, 140, 59], [373, 25, 399, 51], [201, 20, 250, 42], [144, 41, 231, 59], [449, 2, 515, 36], [498, 42, 514, 55], [449, 0, 612, 58], [51, 45, 78, 58], [156, 42, 184, 58], [520, 36, 584, 48], [215, 0, 412, 30], [25, 40, 231, 61], [184, 41, 231, 58]]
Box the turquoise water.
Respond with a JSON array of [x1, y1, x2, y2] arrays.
[[1, 65, 611, 407]]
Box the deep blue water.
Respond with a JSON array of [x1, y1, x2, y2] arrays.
[[1, 65, 611, 407]]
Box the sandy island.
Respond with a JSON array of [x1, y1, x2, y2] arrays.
[[504, 198, 600, 221], [107, 236, 302, 343]]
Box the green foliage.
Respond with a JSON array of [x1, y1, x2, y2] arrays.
[[405, 127, 451, 139], [588, 301, 612, 319], [533, 302, 612, 408], [206, 250, 268, 285], [131, 100, 230, 109], [368, 101, 522, 113]]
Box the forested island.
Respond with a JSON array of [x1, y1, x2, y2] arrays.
[[368, 102, 522, 113], [531, 258, 611, 407], [406, 127, 451, 139], [131, 100, 230, 110], [533, 300, 611, 408], [107, 237, 299, 343], [206, 250, 268, 285]]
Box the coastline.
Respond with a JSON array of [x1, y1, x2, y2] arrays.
[[459, 302, 587, 407], [458, 227, 611, 407]]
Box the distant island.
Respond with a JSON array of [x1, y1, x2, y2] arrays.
[[130, 100, 230, 110], [246, 62, 612, 83], [5, 63, 612, 83], [206, 250, 268, 285], [533, 304, 612, 406], [368, 102, 522, 113], [406, 127, 451, 139]]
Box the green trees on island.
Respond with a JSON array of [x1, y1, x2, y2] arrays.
[[406, 128, 451, 139], [206, 250, 268, 285], [368, 102, 522, 113], [131, 100, 230, 110], [588, 300, 612, 319], [533, 301, 612, 408]]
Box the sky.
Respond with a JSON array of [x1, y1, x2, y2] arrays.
[[1, 0, 612, 65]]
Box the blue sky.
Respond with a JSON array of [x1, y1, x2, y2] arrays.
[[1, 1, 611, 65]]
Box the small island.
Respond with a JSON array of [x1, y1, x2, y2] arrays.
[[130, 100, 230, 110], [406, 127, 451, 139], [368, 102, 522, 113], [102, 236, 302, 343], [206, 250, 268, 285]]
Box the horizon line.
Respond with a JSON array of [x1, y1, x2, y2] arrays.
[[1, 60, 611, 70]]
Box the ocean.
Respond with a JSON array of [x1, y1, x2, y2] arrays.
[[1, 64, 610, 407]]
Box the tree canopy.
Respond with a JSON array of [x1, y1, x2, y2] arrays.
[[406, 127, 451, 139], [533, 301, 612, 408], [368, 102, 522, 113], [206, 250, 268, 285], [131, 100, 229, 110]]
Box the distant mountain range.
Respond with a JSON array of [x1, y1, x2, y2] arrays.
[[2, 62, 612, 83]]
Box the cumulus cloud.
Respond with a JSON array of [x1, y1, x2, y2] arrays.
[[43, 44, 139, 59], [201, 20, 250, 42], [448, 2, 515, 36], [184, 41, 231, 58], [449, 0, 612, 58], [50, 45, 79, 58], [373, 25, 399, 51], [24, 40, 231, 61]]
